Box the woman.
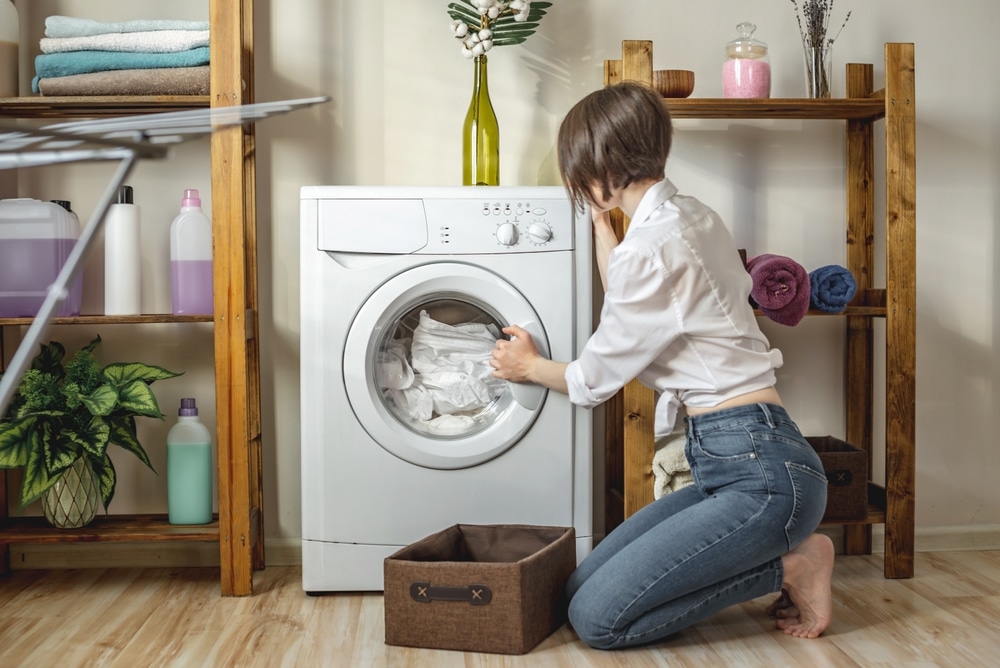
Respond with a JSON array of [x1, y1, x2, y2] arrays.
[[490, 81, 834, 649]]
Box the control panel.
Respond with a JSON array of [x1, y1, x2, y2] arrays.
[[307, 186, 576, 255], [420, 195, 574, 254]]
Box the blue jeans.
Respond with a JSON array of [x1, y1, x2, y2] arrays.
[[567, 403, 827, 649]]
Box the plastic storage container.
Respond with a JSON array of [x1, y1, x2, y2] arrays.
[[166, 398, 214, 525], [723, 22, 771, 99], [0, 1, 18, 97], [169, 189, 214, 315], [104, 185, 142, 315], [0, 198, 83, 317]]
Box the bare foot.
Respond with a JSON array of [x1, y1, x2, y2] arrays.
[[765, 589, 797, 618], [775, 534, 834, 638]]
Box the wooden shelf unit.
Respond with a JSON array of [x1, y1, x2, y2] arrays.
[[0, 0, 263, 596], [603, 41, 916, 579]]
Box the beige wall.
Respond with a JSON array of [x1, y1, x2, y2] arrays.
[[8, 1, 1000, 553]]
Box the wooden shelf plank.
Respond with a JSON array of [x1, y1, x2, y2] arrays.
[[0, 514, 219, 544], [664, 96, 886, 121], [819, 506, 887, 527], [0, 314, 213, 326], [0, 95, 210, 119]]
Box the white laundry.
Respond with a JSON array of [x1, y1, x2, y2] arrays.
[[376, 340, 415, 390], [383, 311, 506, 429]]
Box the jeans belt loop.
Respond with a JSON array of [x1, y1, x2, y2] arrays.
[[758, 402, 775, 428]]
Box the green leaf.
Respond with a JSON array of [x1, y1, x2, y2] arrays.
[[0, 416, 38, 468], [41, 424, 82, 477], [19, 446, 59, 508], [447, 5, 482, 28], [90, 453, 116, 510], [79, 384, 118, 417], [108, 416, 154, 472], [82, 335, 102, 354], [493, 37, 528, 46], [30, 341, 66, 377], [80, 419, 111, 460], [101, 362, 182, 388], [115, 380, 164, 418]]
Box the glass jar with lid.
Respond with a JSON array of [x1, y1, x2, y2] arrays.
[[1, 0, 19, 97], [723, 22, 771, 98]]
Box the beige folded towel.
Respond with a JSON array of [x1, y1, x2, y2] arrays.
[[37, 66, 209, 96], [652, 431, 693, 499]]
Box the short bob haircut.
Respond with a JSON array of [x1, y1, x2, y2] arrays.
[[557, 81, 673, 212]]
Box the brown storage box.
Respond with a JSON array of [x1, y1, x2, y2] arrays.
[[384, 524, 576, 655], [807, 435, 869, 522]]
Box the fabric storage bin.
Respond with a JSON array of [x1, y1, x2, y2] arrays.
[[384, 524, 576, 654], [807, 435, 869, 522]]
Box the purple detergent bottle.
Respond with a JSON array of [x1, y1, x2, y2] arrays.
[[170, 189, 214, 315]]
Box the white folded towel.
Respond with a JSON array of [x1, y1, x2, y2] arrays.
[[41, 30, 210, 54], [45, 16, 209, 38], [652, 431, 693, 499]]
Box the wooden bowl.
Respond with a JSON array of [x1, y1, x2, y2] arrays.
[[652, 69, 695, 98]]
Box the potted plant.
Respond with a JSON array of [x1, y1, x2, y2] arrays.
[[0, 335, 181, 528]]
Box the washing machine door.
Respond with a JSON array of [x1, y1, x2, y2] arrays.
[[343, 262, 549, 469]]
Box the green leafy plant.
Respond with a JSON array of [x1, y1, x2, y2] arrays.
[[447, 1, 553, 58], [0, 336, 181, 511]]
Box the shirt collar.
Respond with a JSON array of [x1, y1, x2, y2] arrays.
[[628, 178, 679, 230]]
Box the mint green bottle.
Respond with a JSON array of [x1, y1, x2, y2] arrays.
[[167, 398, 213, 525]]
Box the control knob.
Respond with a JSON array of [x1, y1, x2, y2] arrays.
[[496, 222, 519, 246], [526, 222, 553, 244]]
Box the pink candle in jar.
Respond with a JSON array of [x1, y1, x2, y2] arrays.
[[723, 58, 771, 98]]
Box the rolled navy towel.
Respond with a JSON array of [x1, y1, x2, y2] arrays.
[[745, 253, 811, 327], [809, 264, 857, 313]]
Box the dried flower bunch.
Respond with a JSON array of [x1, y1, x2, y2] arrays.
[[791, 0, 851, 49], [447, 0, 552, 58]]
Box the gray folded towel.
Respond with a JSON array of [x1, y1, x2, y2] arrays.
[[37, 66, 210, 96]]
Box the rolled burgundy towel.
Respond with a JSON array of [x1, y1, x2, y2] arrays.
[[745, 253, 811, 326]]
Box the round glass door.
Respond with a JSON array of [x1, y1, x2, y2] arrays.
[[343, 263, 549, 469]]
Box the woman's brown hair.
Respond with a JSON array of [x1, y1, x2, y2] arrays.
[[557, 81, 673, 211]]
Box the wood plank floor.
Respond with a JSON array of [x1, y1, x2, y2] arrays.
[[2, 550, 1000, 667]]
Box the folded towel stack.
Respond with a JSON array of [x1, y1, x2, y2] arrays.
[[34, 16, 210, 96]]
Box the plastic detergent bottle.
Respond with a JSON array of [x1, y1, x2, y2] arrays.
[[0, 1, 18, 97], [0, 198, 82, 317], [166, 398, 213, 525], [169, 189, 213, 315], [104, 185, 142, 315], [48, 200, 84, 316]]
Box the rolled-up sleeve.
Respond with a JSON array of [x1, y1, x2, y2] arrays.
[[565, 246, 681, 408]]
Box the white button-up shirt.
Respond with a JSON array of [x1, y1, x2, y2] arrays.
[[565, 179, 782, 436]]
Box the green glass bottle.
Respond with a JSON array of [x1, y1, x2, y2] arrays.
[[463, 54, 500, 186]]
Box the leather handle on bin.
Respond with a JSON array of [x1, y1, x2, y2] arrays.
[[410, 582, 492, 605]]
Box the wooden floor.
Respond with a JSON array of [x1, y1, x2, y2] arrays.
[[2, 550, 1000, 667]]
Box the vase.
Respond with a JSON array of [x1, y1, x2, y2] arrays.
[[463, 54, 500, 186], [804, 45, 833, 99], [41, 457, 100, 529]]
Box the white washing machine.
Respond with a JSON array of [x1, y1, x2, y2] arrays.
[[299, 185, 593, 592]]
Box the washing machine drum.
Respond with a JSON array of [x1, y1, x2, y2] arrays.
[[343, 263, 550, 470]]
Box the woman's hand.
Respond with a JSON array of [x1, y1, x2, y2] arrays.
[[491, 325, 570, 394], [490, 325, 540, 383]]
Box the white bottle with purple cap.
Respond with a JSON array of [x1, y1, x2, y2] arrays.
[[169, 188, 213, 315], [166, 397, 213, 525]]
